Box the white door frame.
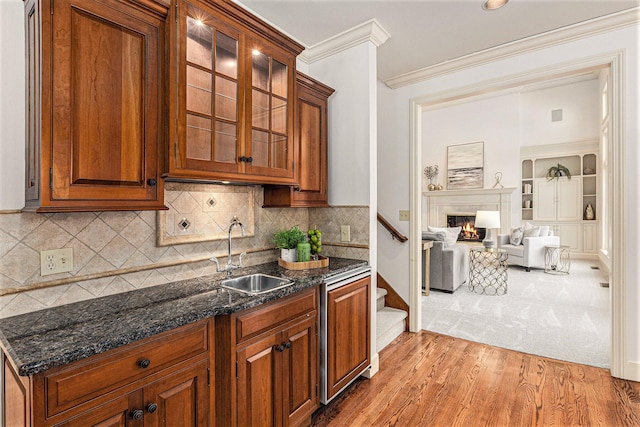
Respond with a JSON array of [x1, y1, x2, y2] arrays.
[[408, 51, 628, 379]]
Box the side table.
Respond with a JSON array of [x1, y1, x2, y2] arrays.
[[469, 247, 508, 295], [544, 245, 571, 275]]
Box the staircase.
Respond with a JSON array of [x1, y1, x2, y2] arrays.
[[376, 287, 408, 352]]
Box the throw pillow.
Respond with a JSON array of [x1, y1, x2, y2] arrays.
[[523, 226, 541, 241], [509, 226, 524, 245], [538, 226, 550, 236], [421, 231, 447, 243], [428, 226, 461, 247]]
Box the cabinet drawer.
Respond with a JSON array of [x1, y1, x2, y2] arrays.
[[235, 287, 317, 344], [44, 320, 209, 417]]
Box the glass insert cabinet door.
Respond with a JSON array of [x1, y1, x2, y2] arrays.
[[247, 46, 292, 176], [181, 4, 241, 174]]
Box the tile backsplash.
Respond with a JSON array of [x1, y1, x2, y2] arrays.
[[0, 184, 369, 318]]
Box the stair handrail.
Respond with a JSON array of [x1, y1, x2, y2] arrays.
[[377, 212, 408, 243]]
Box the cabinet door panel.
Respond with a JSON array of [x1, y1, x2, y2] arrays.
[[55, 392, 140, 427], [533, 179, 556, 221], [556, 224, 581, 251], [237, 334, 282, 427], [49, 0, 162, 205], [283, 314, 318, 426], [583, 223, 597, 253], [144, 359, 209, 427], [557, 178, 582, 221], [326, 277, 371, 401]]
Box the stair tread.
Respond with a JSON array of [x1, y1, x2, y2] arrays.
[[376, 288, 388, 298], [376, 307, 407, 335]]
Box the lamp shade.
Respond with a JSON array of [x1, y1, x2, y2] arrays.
[[475, 211, 501, 229]]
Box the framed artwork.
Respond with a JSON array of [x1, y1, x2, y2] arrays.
[[447, 141, 484, 190]]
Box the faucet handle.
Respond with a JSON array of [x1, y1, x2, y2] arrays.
[[239, 252, 247, 267], [210, 256, 220, 272]]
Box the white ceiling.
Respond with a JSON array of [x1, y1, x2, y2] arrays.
[[237, 0, 639, 82]]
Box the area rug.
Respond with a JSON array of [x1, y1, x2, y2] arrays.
[[422, 259, 610, 368]]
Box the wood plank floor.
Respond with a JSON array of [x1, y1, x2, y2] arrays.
[[312, 331, 640, 426]]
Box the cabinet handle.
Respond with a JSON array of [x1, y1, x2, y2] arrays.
[[131, 409, 144, 420], [284, 342, 291, 349], [276, 344, 285, 352], [147, 178, 157, 186], [239, 156, 247, 162], [147, 403, 158, 414], [138, 358, 151, 369], [246, 157, 253, 163]]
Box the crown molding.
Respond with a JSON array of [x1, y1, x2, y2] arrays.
[[384, 7, 640, 89], [298, 18, 391, 64]]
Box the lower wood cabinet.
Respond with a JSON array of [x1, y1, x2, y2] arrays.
[[2, 319, 213, 427], [325, 276, 370, 402], [216, 287, 319, 427]]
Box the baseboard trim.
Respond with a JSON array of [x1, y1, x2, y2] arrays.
[[362, 353, 379, 378]]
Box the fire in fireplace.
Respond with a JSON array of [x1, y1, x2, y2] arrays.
[[447, 215, 486, 242]]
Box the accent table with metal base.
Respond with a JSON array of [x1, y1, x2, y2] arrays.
[[469, 247, 508, 295], [544, 245, 571, 275]]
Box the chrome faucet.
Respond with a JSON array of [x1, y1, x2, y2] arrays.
[[210, 216, 247, 278]]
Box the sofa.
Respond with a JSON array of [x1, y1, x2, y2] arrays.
[[497, 224, 560, 271], [422, 230, 469, 292]]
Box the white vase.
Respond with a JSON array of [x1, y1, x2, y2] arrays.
[[281, 248, 297, 262]]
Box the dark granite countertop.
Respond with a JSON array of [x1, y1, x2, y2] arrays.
[[0, 257, 368, 376]]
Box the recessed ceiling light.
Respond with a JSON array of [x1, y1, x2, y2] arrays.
[[482, 0, 509, 11]]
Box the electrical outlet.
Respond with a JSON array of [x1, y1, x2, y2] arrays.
[[340, 225, 351, 242], [399, 210, 410, 221], [40, 248, 73, 276]]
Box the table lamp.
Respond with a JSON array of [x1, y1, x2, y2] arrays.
[[475, 210, 501, 249]]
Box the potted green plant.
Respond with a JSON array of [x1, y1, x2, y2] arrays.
[[546, 163, 572, 180], [273, 225, 307, 262]]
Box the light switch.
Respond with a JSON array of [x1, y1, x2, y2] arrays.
[[399, 210, 410, 221], [340, 225, 351, 242]]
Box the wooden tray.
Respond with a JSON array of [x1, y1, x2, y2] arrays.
[[278, 256, 329, 270]]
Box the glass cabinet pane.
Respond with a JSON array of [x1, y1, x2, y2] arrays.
[[186, 66, 212, 115], [271, 97, 287, 134], [215, 31, 237, 78], [252, 51, 270, 90], [186, 115, 212, 160], [252, 89, 269, 129], [186, 17, 213, 69], [271, 135, 287, 169], [271, 60, 287, 98], [251, 129, 269, 167], [215, 76, 236, 121], [215, 121, 236, 163]]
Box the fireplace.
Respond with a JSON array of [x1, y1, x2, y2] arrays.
[[447, 214, 486, 242]]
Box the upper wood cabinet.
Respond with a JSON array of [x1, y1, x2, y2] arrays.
[[263, 73, 335, 207], [24, 0, 168, 212], [166, 0, 305, 185]]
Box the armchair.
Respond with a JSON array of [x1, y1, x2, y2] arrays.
[[422, 231, 469, 292], [497, 227, 559, 271]]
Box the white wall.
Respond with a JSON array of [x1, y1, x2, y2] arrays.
[[0, 0, 26, 211], [520, 79, 599, 146], [377, 24, 640, 377], [308, 43, 373, 207]]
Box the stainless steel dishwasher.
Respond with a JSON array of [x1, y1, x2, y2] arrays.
[[319, 265, 372, 404]]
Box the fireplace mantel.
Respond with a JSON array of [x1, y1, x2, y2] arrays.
[[422, 187, 517, 198], [423, 187, 517, 233]]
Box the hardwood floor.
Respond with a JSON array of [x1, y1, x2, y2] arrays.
[[312, 331, 640, 426]]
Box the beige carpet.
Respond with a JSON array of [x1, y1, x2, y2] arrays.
[[422, 259, 610, 368]]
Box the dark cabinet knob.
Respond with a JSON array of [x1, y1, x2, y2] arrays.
[[276, 344, 285, 352], [239, 156, 247, 162], [138, 358, 151, 369], [147, 178, 157, 186], [246, 156, 253, 163], [131, 409, 144, 420], [147, 403, 158, 414], [284, 342, 291, 349]]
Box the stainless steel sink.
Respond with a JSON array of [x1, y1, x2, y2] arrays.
[[220, 274, 294, 295]]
